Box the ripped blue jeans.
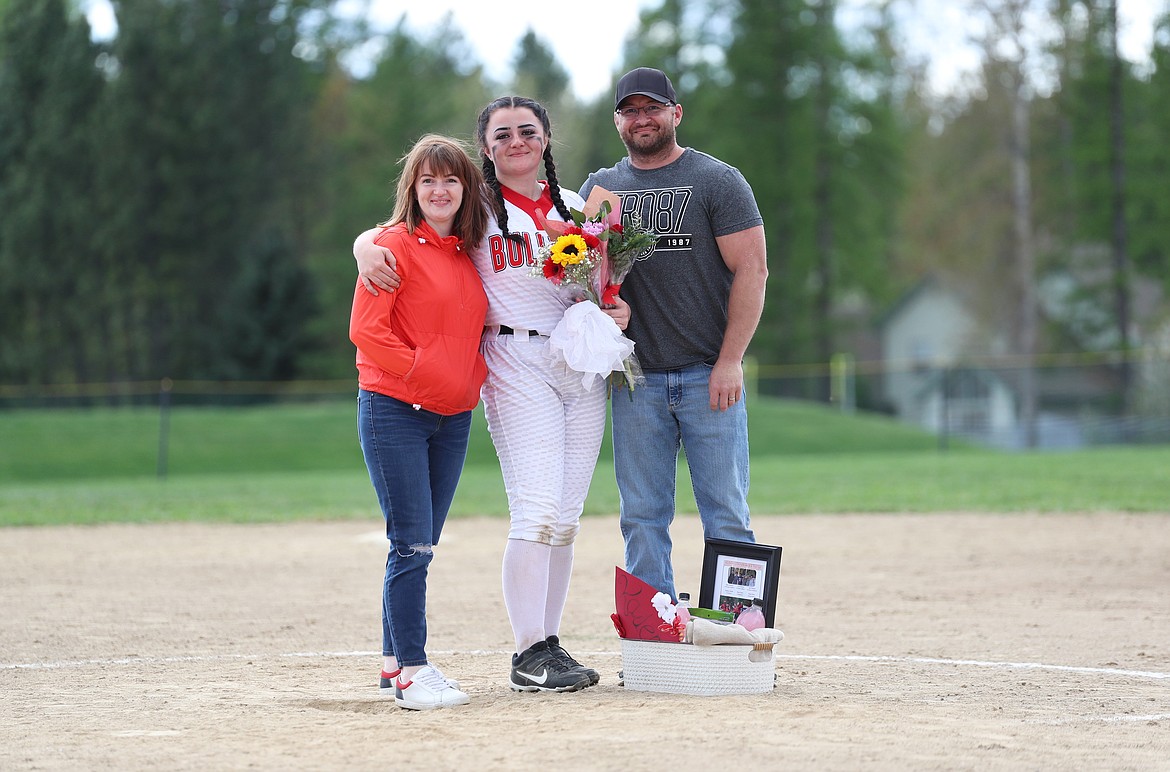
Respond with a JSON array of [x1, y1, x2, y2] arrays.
[[358, 390, 472, 667]]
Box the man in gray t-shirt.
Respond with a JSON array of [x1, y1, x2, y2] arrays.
[[580, 67, 769, 600]]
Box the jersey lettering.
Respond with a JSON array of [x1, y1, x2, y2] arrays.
[[489, 235, 508, 272], [488, 232, 549, 272], [511, 233, 532, 268]]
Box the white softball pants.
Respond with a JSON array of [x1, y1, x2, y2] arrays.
[[480, 332, 607, 546]]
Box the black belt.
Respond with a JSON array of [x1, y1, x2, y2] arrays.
[[498, 325, 540, 336]]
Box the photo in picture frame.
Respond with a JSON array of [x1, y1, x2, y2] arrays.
[[697, 538, 782, 627]]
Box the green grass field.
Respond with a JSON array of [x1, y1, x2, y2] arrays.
[[2, 397, 1167, 526]]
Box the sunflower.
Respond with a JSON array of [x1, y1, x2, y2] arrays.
[[549, 234, 589, 266]]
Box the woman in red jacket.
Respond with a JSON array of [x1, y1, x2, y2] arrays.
[[350, 134, 489, 711]]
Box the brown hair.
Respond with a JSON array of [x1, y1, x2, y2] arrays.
[[380, 134, 490, 248]]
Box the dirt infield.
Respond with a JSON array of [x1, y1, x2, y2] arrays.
[[2, 512, 1168, 770]]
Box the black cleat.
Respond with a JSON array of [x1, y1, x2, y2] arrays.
[[546, 635, 600, 686], [509, 640, 592, 693]]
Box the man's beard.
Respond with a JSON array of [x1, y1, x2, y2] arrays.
[[622, 123, 674, 159]]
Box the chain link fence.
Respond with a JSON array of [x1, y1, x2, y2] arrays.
[[752, 348, 1170, 450], [4, 347, 1170, 452]]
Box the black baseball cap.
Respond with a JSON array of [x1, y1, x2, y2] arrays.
[[614, 67, 677, 108]]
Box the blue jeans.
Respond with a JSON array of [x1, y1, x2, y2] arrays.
[[611, 364, 753, 598], [358, 390, 472, 667]]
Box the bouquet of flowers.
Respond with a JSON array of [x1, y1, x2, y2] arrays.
[[532, 187, 656, 394]]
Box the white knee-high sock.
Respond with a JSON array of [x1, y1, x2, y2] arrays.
[[544, 543, 574, 637], [501, 538, 551, 654]]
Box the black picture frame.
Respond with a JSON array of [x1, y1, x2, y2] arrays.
[[698, 538, 782, 627]]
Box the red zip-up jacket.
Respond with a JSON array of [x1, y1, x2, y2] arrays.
[[349, 220, 488, 415]]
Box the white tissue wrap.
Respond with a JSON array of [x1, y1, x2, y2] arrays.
[[685, 617, 785, 646], [547, 301, 635, 391]]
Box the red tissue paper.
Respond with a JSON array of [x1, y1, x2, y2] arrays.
[[611, 566, 683, 642]]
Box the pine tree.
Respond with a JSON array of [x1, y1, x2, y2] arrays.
[[301, 14, 492, 376], [717, 0, 905, 386], [510, 29, 570, 106], [1131, 9, 1170, 292], [95, 0, 321, 381], [0, 0, 103, 385]]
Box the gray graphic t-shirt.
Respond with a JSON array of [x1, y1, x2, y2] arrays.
[[580, 148, 763, 371]]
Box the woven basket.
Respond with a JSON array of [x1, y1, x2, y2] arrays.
[[620, 639, 776, 696]]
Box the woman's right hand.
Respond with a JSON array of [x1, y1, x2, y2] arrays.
[[354, 228, 400, 296]]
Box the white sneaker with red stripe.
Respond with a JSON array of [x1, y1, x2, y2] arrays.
[[395, 665, 470, 710], [380, 665, 459, 692]]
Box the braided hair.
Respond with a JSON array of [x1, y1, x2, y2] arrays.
[[475, 96, 573, 242]]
